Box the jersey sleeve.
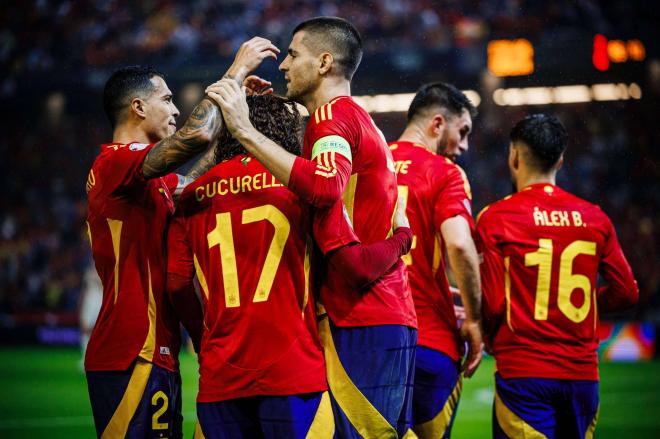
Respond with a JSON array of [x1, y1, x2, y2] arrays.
[[476, 211, 505, 343], [312, 200, 360, 255], [288, 104, 357, 208], [98, 143, 155, 193], [433, 163, 474, 231], [597, 215, 639, 312], [167, 211, 194, 280]]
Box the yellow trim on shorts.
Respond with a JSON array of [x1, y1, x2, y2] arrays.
[[494, 390, 547, 439], [194, 418, 206, 439], [305, 391, 335, 438], [413, 374, 463, 439], [318, 315, 399, 439], [101, 359, 152, 439], [584, 405, 599, 439]]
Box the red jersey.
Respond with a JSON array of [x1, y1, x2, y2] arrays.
[[390, 141, 474, 361], [302, 96, 417, 328], [85, 142, 181, 372], [477, 183, 638, 380], [167, 154, 327, 402]]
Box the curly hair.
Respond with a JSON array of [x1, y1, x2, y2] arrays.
[[215, 95, 303, 163]]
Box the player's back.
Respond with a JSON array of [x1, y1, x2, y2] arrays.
[[478, 183, 632, 380], [175, 154, 326, 402], [85, 142, 181, 372], [305, 97, 416, 328], [390, 141, 472, 361]]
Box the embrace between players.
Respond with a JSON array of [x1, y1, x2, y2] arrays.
[[84, 16, 638, 439]]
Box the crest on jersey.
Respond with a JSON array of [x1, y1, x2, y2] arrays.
[[129, 143, 149, 151]]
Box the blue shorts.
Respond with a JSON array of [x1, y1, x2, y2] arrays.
[[412, 347, 462, 439], [196, 391, 332, 439], [86, 359, 182, 438], [493, 373, 599, 439], [319, 317, 417, 438]]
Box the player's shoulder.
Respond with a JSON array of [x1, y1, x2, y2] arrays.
[[309, 96, 353, 126], [476, 192, 519, 224]]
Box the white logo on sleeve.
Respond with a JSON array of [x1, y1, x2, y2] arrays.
[[129, 143, 149, 151], [159, 346, 171, 355]]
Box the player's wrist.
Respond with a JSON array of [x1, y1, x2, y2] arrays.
[[223, 65, 248, 84]]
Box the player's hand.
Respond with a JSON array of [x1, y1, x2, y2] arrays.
[[206, 78, 252, 137], [459, 319, 483, 378], [224, 37, 280, 84], [393, 195, 410, 230], [243, 75, 273, 96]]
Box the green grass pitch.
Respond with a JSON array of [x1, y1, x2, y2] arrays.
[[0, 347, 658, 438]]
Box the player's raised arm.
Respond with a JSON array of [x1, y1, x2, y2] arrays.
[[208, 79, 351, 207], [143, 37, 279, 179], [142, 96, 222, 179]]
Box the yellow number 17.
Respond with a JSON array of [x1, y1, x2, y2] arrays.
[[207, 204, 290, 308], [524, 239, 596, 323]]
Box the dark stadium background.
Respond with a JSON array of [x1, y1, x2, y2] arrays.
[[0, 1, 658, 437]]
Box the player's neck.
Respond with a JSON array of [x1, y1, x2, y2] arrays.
[[305, 78, 351, 115], [398, 125, 437, 153], [516, 172, 556, 192], [112, 123, 151, 145]]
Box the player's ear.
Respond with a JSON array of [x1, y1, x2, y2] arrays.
[[555, 153, 564, 171], [430, 113, 446, 136], [509, 143, 519, 170], [319, 52, 333, 75], [131, 97, 147, 120]]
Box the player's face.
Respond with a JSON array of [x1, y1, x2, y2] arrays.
[[279, 31, 319, 103], [142, 76, 180, 142], [438, 109, 472, 162]]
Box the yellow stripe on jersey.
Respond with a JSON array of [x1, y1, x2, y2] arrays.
[[320, 104, 326, 121], [318, 316, 399, 439], [311, 135, 352, 162], [314, 108, 320, 124], [342, 173, 358, 224], [138, 260, 157, 362], [326, 102, 333, 120], [432, 232, 443, 275], [504, 256, 513, 332], [302, 236, 312, 318], [101, 359, 152, 439], [494, 390, 548, 439], [305, 391, 335, 439], [86, 221, 93, 247], [414, 374, 463, 438], [107, 218, 123, 304], [193, 254, 210, 299]]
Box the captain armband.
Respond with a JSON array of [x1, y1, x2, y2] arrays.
[[311, 135, 352, 163]]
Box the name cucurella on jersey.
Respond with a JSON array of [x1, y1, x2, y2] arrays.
[[533, 206, 587, 227], [194, 173, 283, 201]]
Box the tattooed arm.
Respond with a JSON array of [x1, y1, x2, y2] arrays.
[[142, 98, 223, 179]]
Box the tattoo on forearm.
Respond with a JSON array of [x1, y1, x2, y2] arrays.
[[186, 145, 218, 181], [143, 98, 222, 178]]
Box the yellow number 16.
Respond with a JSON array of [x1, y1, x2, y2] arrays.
[[524, 239, 596, 323]]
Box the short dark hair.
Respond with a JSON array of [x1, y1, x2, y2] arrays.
[[103, 65, 164, 129], [407, 82, 477, 122], [510, 114, 568, 172], [215, 95, 302, 163], [293, 17, 363, 80]]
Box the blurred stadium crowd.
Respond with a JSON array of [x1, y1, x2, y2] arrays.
[[2, 0, 655, 95], [0, 0, 658, 326]]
